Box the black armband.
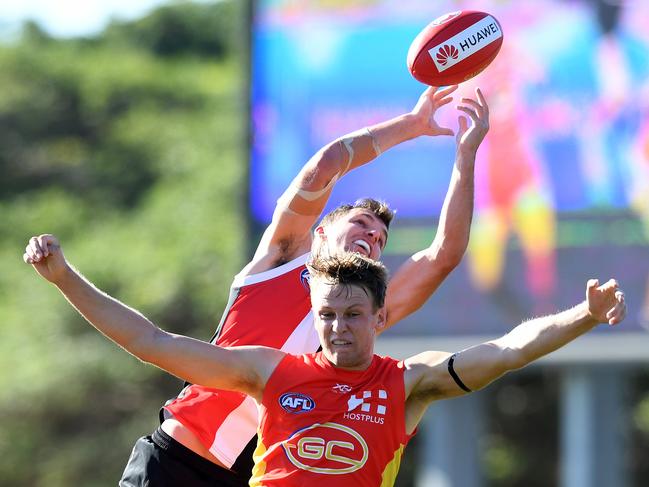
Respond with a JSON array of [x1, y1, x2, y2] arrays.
[[448, 353, 472, 393]]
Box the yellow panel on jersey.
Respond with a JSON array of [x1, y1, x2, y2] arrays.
[[251, 352, 416, 486], [380, 444, 406, 487]]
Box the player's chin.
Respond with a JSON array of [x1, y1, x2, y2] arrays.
[[327, 348, 356, 366]]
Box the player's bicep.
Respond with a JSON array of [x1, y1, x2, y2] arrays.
[[145, 332, 281, 397], [440, 341, 512, 393], [406, 342, 511, 401]]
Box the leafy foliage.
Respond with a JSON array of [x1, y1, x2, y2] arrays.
[[0, 2, 245, 485], [103, 0, 240, 59]]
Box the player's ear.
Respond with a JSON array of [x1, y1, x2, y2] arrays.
[[314, 225, 326, 239], [375, 306, 387, 332]]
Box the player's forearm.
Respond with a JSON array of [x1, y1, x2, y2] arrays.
[[54, 268, 263, 392], [365, 113, 423, 155], [429, 149, 475, 267], [295, 113, 423, 193], [54, 266, 161, 359], [335, 113, 422, 175], [497, 302, 598, 370]]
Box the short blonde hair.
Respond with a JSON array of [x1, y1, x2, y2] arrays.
[[319, 198, 395, 231], [307, 252, 388, 310]]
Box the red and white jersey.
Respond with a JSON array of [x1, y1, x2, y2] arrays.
[[163, 253, 321, 469], [250, 352, 414, 487]]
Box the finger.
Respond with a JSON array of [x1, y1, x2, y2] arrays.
[[38, 234, 57, 257], [25, 244, 38, 262], [475, 87, 489, 115], [607, 301, 626, 325], [457, 115, 468, 134], [37, 235, 53, 257], [457, 105, 479, 122], [436, 96, 455, 108], [606, 299, 624, 318], [29, 237, 43, 260], [434, 84, 458, 99], [605, 291, 626, 323], [586, 279, 600, 302], [460, 98, 484, 117], [435, 127, 454, 136], [420, 86, 436, 100], [23, 252, 35, 265]]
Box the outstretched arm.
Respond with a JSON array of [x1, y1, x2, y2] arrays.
[[248, 85, 459, 273], [384, 88, 489, 327], [23, 235, 284, 400], [406, 278, 625, 399]]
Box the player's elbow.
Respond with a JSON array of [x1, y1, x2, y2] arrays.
[[128, 327, 167, 365], [499, 345, 531, 372], [440, 252, 463, 276], [438, 240, 468, 271], [317, 141, 350, 177], [419, 254, 459, 288], [425, 241, 466, 277]]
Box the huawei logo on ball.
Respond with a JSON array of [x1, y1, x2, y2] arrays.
[[436, 44, 459, 65]]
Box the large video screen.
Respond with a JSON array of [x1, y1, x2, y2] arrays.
[[250, 0, 649, 336]]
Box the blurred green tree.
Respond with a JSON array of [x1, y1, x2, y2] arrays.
[[0, 1, 246, 485], [103, 0, 239, 59]]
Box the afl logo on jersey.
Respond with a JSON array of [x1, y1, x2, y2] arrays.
[[282, 422, 369, 474], [299, 268, 311, 290], [279, 392, 315, 414]]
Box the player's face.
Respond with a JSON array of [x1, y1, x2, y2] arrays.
[[317, 209, 388, 260], [310, 280, 385, 370]]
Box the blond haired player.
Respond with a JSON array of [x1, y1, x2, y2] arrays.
[[24, 238, 625, 486], [34, 85, 490, 486]]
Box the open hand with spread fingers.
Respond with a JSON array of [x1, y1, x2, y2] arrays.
[[411, 84, 459, 137], [455, 87, 490, 155]]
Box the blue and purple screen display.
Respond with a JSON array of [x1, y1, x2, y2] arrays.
[[250, 0, 649, 336]]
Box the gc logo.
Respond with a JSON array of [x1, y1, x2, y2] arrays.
[[282, 422, 369, 474]]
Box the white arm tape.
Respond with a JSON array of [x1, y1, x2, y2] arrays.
[[366, 127, 382, 156], [276, 172, 339, 215], [292, 172, 339, 201], [275, 126, 380, 210]]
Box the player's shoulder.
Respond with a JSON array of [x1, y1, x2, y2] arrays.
[[234, 252, 311, 286]]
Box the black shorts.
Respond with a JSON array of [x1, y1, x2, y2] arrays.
[[119, 428, 249, 487]]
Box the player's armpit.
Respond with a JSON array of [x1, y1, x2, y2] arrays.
[[403, 351, 456, 401]]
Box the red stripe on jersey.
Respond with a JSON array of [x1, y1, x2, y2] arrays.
[[215, 258, 312, 348], [163, 254, 316, 468]]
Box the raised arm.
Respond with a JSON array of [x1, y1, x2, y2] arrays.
[[23, 235, 284, 401], [248, 85, 459, 273], [384, 88, 489, 327], [402, 278, 626, 432]]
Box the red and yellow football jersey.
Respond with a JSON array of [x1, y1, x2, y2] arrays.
[[251, 352, 414, 486]]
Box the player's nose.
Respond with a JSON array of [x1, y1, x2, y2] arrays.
[[367, 229, 379, 242], [331, 318, 346, 332]]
